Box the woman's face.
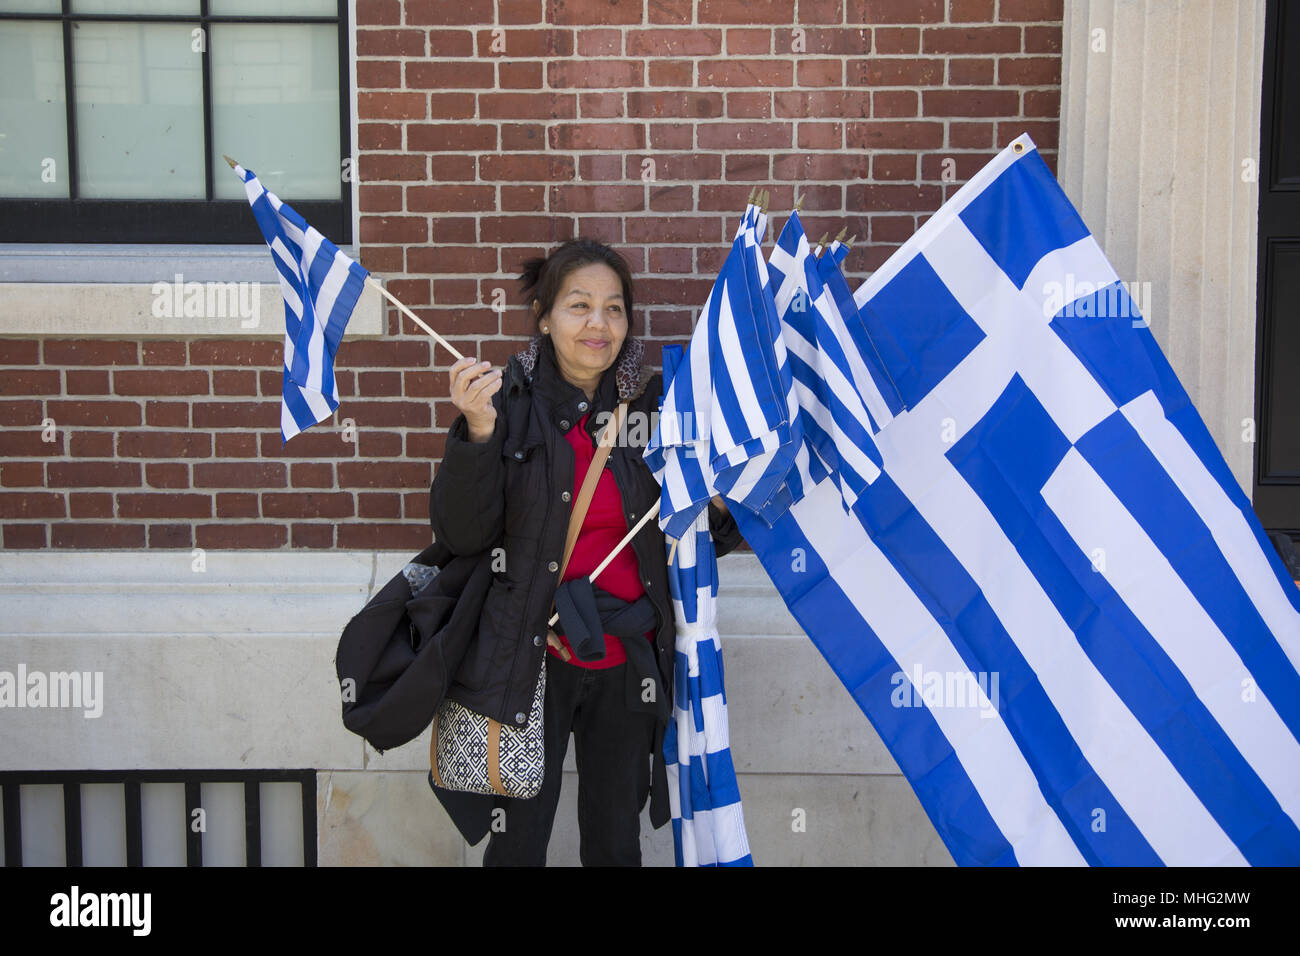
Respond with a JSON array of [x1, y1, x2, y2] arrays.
[[541, 261, 628, 388]]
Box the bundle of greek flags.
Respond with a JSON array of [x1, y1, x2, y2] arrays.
[[651, 202, 781, 866], [646, 133, 1300, 865], [660, 464, 752, 867], [231, 161, 369, 442]]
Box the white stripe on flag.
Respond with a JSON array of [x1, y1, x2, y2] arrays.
[[1120, 391, 1300, 675], [709, 802, 751, 863], [242, 172, 264, 206], [686, 808, 718, 866], [814, 286, 895, 431], [688, 305, 718, 443], [699, 694, 730, 753], [269, 237, 305, 320], [297, 382, 334, 422], [296, 229, 325, 387], [1042, 445, 1300, 836], [281, 398, 298, 441], [788, 478, 1088, 865], [282, 329, 296, 385], [715, 277, 767, 455], [276, 205, 309, 261], [304, 249, 351, 393]]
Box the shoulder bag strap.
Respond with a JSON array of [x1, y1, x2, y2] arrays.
[[560, 402, 627, 579]]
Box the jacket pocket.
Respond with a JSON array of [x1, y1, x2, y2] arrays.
[[452, 578, 519, 697], [501, 431, 543, 465], [500, 436, 550, 548]]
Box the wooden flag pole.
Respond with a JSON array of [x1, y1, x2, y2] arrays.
[[548, 500, 661, 627], [224, 154, 466, 363], [365, 277, 465, 362]]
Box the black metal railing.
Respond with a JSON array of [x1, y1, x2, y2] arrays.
[[0, 770, 316, 867]]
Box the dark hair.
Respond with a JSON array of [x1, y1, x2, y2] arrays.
[[518, 238, 636, 335]]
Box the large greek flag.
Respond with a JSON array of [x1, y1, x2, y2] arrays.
[[731, 133, 1300, 864], [231, 162, 369, 442]]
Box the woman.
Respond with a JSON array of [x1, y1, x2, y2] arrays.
[[430, 237, 742, 866]]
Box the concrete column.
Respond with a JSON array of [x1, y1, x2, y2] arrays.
[[1058, 0, 1267, 496]]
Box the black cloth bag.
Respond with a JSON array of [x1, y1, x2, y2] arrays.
[[335, 541, 494, 753]]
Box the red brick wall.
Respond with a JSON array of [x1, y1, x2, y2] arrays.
[[0, 0, 1062, 550]]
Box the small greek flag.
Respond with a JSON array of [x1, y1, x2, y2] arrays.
[[231, 162, 369, 442], [765, 210, 890, 509], [644, 201, 800, 538], [660, 388, 753, 866]]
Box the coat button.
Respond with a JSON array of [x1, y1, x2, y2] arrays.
[[513, 450, 524, 460], [515, 712, 526, 724], [644, 579, 651, 588], [561, 490, 571, 502], [547, 560, 558, 572], [533, 634, 543, 646], [560, 419, 570, 430], [578, 401, 588, 412]]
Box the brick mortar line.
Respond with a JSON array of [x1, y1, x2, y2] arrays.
[[386, 114, 1047, 139], [361, 95, 1060, 111], [372, 23, 1056, 37]]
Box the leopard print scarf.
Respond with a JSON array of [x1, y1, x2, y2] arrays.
[[515, 334, 652, 402]]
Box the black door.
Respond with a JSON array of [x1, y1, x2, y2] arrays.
[[1255, 0, 1300, 543]]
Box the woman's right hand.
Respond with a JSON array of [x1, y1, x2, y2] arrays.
[[449, 356, 502, 442]]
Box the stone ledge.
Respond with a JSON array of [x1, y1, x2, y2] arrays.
[[0, 279, 384, 337], [0, 550, 896, 775], [318, 769, 952, 867]]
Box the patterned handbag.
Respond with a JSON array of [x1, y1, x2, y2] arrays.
[[429, 403, 628, 798], [430, 658, 547, 797]]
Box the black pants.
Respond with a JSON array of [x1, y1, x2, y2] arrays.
[[483, 655, 656, 866]]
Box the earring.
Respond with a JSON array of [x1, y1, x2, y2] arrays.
[[540, 325, 549, 333]]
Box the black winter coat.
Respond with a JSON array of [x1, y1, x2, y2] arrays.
[[428, 334, 742, 835]]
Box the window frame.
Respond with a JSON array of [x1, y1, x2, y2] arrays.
[[0, 0, 354, 244]]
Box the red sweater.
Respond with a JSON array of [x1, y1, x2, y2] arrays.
[[546, 413, 652, 669]]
